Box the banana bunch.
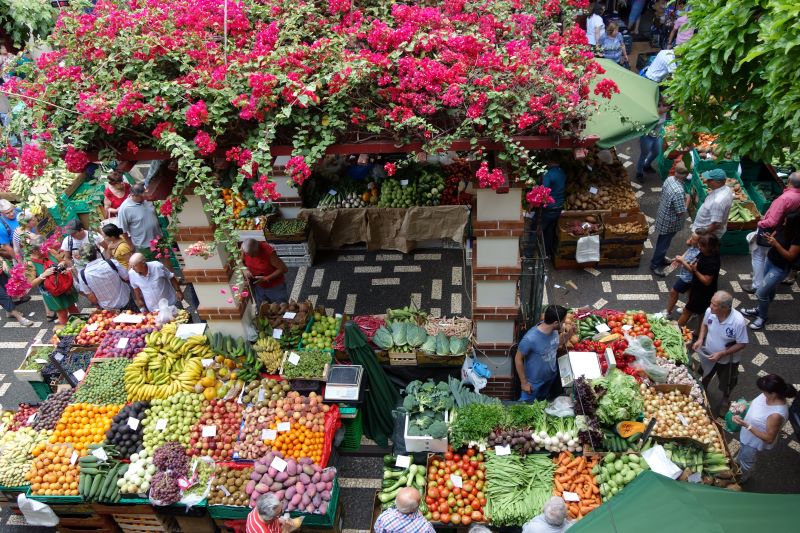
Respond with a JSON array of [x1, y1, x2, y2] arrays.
[[172, 309, 190, 324], [124, 330, 211, 401], [253, 335, 283, 374]]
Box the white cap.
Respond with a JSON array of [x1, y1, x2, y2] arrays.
[[0, 199, 13, 212]]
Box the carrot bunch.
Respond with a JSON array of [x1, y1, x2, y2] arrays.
[[552, 452, 602, 520]]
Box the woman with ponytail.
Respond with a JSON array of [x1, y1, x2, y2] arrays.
[[732, 374, 797, 481]]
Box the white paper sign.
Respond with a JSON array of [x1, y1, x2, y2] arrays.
[[622, 324, 633, 331], [277, 422, 291, 432], [272, 329, 283, 339], [589, 186, 598, 195], [86, 323, 99, 332], [175, 323, 206, 339], [257, 388, 265, 403], [202, 425, 217, 438], [237, 385, 246, 404], [202, 358, 214, 367], [113, 314, 144, 324], [262, 429, 277, 441], [395, 455, 411, 469], [677, 413, 689, 427], [595, 323, 611, 333], [283, 312, 297, 320], [450, 474, 463, 488], [400, 179, 409, 186], [495, 445, 511, 456], [156, 419, 168, 431], [91, 447, 108, 461], [218, 485, 231, 497], [73, 369, 86, 382], [117, 338, 129, 349], [288, 352, 300, 366], [127, 417, 140, 430], [35, 358, 48, 364], [270, 456, 288, 472], [563, 491, 581, 502], [70, 451, 78, 465], [27, 413, 37, 425]]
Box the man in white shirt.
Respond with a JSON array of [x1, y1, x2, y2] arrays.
[[691, 169, 734, 238], [692, 291, 748, 415], [117, 184, 162, 255], [60, 219, 106, 291], [128, 253, 183, 312], [79, 244, 133, 310], [643, 49, 677, 82]]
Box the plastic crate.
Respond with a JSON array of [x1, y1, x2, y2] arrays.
[[29, 380, 53, 401], [720, 230, 751, 256], [692, 148, 741, 178], [746, 180, 783, 214], [47, 203, 77, 226], [62, 181, 103, 214], [338, 410, 363, 452]]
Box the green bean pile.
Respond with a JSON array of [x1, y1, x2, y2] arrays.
[[485, 453, 556, 526]]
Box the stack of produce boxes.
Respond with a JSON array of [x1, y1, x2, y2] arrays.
[[599, 212, 649, 268]]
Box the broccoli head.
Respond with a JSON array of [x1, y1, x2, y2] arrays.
[[427, 420, 448, 439]]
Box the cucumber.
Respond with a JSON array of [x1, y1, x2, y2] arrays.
[[89, 473, 104, 500], [101, 465, 120, 500], [80, 467, 100, 475], [78, 474, 87, 496], [627, 432, 642, 443]]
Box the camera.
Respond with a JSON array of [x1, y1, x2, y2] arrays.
[[53, 264, 67, 274]]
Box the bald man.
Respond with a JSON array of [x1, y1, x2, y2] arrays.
[[128, 252, 182, 312], [374, 487, 434, 533]]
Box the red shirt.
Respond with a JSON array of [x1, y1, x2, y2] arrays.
[[246, 509, 282, 533], [243, 242, 284, 288], [104, 183, 131, 210]]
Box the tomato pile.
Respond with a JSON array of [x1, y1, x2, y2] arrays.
[[425, 446, 486, 525], [606, 311, 665, 358]]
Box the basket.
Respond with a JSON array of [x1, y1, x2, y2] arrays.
[[726, 201, 760, 231], [338, 410, 363, 452]]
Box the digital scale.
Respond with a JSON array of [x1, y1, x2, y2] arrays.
[[323, 365, 364, 402]]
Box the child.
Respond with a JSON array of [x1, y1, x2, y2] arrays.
[[664, 229, 706, 317]]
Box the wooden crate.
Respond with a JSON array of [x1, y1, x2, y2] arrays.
[[726, 201, 760, 231], [553, 257, 598, 270], [602, 212, 648, 242], [388, 351, 417, 366], [57, 514, 120, 533], [557, 213, 604, 244], [599, 242, 643, 268], [112, 513, 179, 533]]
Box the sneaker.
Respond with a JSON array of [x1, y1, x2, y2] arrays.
[[741, 284, 756, 294], [740, 307, 758, 318], [17, 317, 33, 327], [748, 317, 765, 330], [651, 267, 666, 277]]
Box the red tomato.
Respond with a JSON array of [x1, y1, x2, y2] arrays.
[[472, 511, 484, 521], [440, 513, 450, 524], [444, 451, 453, 460], [439, 488, 449, 499], [425, 496, 434, 506], [451, 514, 462, 525], [428, 488, 439, 499], [465, 466, 475, 477], [466, 448, 476, 457], [462, 482, 473, 493], [453, 454, 461, 462], [432, 512, 440, 522], [438, 502, 449, 514]]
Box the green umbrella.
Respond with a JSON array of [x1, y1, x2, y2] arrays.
[[584, 58, 661, 148], [344, 321, 399, 447]]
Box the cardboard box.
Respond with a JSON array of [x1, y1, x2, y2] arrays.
[[404, 411, 449, 453]]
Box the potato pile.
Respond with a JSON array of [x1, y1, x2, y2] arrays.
[[605, 221, 647, 235], [563, 155, 639, 211], [209, 465, 253, 506]]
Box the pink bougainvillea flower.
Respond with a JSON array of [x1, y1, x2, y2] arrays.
[[241, 291, 249, 298], [475, 161, 505, 190], [526, 185, 555, 208], [18, 144, 49, 178], [285, 155, 312, 186], [64, 146, 90, 173], [185, 100, 209, 127], [226, 297, 234, 304], [384, 162, 397, 176], [160, 198, 173, 216], [126, 141, 140, 154], [193, 130, 217, 156], [594, 78, 620, 99], [220, 288, 227, 294]]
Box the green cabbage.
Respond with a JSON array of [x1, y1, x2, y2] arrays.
[[391, 321, 407, 347], [449, 336, 468, 355], [421, 335, 437, 354], [406, 324, 426, 347], [435, 332, 450, 356], [373, 326, 394, 350], [593, 369, 644, 425]]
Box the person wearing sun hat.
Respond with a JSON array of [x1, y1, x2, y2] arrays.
[[691, 168, 733, 238]]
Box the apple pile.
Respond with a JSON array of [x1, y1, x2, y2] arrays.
[[187, 399, 243, 461], [76, 310, 158, 346], [95, 328, 157, 358]]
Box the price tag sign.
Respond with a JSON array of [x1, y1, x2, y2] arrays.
[[91, 447, 108, 461], [395, 455, 411, 469], [262, 429, 277, 441], [237, 385, 245, 404], [589, 186, 598, 195], [283, 312, 297, 320], [677, 413, 689, 427], [219, 485, 231, 497], [288, 352, 300, 366], [563, 491, 581, 502], [622, 324, 633, 331], [202, 358, 214, 367], [127, 417, 140, 430], [270, 456, 288, 473], [177, 477, 191, 490], [495, 445, 511, 456], [595, 323, 611, 333], [257, 388, 265, 403], [86, 323, 99, 332], [27, 413, 37, 425], [450, 475, 463, 488], [70, 451, 78, 465], [273, 329, 283, 339], [73, 369, 86, 382], [328, 189, 337, 196], [156, 419, 168, 431], [400, 179, 409, 186], [35, 358, 48, 364], [117, 337, 129, 349], [202, 425, 217, 438], [277, 422, 291, 432], [55, 352, 64, 362]]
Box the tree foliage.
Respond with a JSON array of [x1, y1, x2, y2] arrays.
[[666, 0, 800, 163]]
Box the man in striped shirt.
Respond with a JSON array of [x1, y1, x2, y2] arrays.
[[247, 493, 301, 533], [374, 487, 435, 533]]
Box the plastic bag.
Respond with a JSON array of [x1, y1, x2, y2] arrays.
[[180, 456, 216, 509], [724, 398, 750, 432], [461, 355, 488, 393], [155, 298, 177, 325], [545, 396, 575, 417], [625, 335, 669, 383], [575, 235, 600, 263], [17, 493, 59, 526]]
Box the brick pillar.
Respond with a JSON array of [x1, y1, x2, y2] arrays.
[[174, 195, 255, 337], [472, 188, 525, 383]]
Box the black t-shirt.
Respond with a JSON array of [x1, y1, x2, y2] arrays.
[[687, 251, 721, 313], [767, 228, 800, 270]]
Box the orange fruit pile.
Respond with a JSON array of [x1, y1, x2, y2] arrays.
[[27, 443, 80, 496], [270, 422, 324, 464], [50, 403, 122, 454]]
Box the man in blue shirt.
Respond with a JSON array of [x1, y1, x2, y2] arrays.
[[0, 199, 21, 261], [515, 305, 568, 402], [524, 160, 566, 258]]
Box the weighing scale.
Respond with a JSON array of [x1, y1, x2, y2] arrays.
[[323, 365, 364, 402]]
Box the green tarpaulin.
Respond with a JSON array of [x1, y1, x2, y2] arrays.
[[584, 59, 660, 149], [570, 471, 800, 533]]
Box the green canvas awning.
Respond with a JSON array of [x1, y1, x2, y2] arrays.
[[583, 59, 660, 148], [570, 471, 800, 533]]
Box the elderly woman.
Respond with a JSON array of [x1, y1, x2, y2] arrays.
[[522, 496, 574, 533], [24, 235, 79, 325], [247, 493, 302, 533], [599, 22, 629, 66]]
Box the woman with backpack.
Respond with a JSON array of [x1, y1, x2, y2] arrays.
[[24, 235, 79, 325]]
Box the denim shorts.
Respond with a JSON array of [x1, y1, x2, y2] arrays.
[[672, 278, 691, 293]]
